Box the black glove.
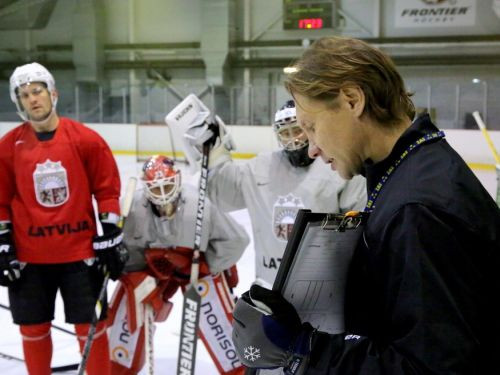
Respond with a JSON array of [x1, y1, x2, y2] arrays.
[[0, 232, 21, 286], [93, 223, 128, 281], [232, 284, 314, 375]]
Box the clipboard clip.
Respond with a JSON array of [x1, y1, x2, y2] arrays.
[[321, 211, 365, 232]]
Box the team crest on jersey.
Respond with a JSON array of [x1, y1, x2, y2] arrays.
[[33, 159, 69, 207], [272, 193, 304, 242]]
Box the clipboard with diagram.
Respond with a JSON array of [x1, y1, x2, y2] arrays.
[[251, 209, 366, 375]]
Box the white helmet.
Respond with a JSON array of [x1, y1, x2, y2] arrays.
[[9, 62, 57, 121], [273, 100, 314, 167], [273, 100, 308, 151]]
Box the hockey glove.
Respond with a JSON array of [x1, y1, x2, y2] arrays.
[[93, 223, 128, 281], [175, 111, 234, 173], [187, 117, 234, 171], [0, 231, 21, 286], [232, 284, 314, 375]]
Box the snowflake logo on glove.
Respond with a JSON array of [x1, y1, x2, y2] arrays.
[[243, 346, 261, 362]]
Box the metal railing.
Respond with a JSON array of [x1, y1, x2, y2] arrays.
[[1, 80, 499, 130]]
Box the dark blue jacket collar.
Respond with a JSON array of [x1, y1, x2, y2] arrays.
[[363, 114, 441, 193]]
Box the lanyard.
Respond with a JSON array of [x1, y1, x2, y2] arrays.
[[364, 131, 445, 213]]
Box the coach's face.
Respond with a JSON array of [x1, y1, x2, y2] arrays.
[[294, 89, 368, 180]]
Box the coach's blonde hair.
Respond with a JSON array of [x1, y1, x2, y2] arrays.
[[284, 37, 415, 127]]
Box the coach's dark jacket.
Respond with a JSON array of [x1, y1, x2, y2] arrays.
[[307, 114, 500, 374]]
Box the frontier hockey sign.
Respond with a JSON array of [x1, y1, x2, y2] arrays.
[[395, 0, 476, 28]]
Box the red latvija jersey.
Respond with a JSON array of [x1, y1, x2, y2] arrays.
[[0, 117, 120, 263]]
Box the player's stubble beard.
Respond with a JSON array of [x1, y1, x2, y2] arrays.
[[28, 102, 56, 132]]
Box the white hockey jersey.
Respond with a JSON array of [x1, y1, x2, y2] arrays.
[[122, 184, 249, 274], [208, 151, 367, 286]]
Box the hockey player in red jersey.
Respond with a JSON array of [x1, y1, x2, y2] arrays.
[[108, 155, 249, 374], [0, 62, 127, 375]]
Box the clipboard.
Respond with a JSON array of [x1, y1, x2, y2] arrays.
[[250, 209, 365, 375]]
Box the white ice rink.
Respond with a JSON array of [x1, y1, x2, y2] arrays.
[[0, 155, 256, 374]]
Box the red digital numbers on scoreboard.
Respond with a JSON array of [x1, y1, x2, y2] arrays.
[[298, 18, 324, 29], [283, 1, 333, 30]]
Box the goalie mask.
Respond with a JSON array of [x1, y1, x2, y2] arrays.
[[9, 62, 58, 122], [141, 155, 182, 218], [273, 100, 314, 167]]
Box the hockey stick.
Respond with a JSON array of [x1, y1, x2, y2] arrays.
[[176, 138, 212, 375], [472, 111, 500, 164], [166, 119, 179, 163], [472, 111, 500, 206], [77, 177, 138, 375], [76, 272, 109, 375], [0, 302, 75, 336], [52, 363, 79, 372], [0, 351, 79, 372], [0, 351, 24, 362]]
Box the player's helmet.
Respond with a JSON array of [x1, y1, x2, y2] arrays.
[[9, 62, 58, 121], [141, 155, 182, 207], [273, 100, 313, 167]]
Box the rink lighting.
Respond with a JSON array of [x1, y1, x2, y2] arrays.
[[472, 78, 481, 83], [284, 67, 298, 74]]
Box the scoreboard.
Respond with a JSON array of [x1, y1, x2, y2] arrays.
[[283, 0, 336, 30]]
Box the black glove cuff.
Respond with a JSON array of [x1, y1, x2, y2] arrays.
[[308, 331, 344, 370], [0, 231, 13, 249], [299, 322, 315, 353], [0, 231, 11, 243], [101, 222, 119, 235]]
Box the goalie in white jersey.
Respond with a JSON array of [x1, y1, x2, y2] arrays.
[[107, 155, 249, 375], [179, 99, 367, 287]]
